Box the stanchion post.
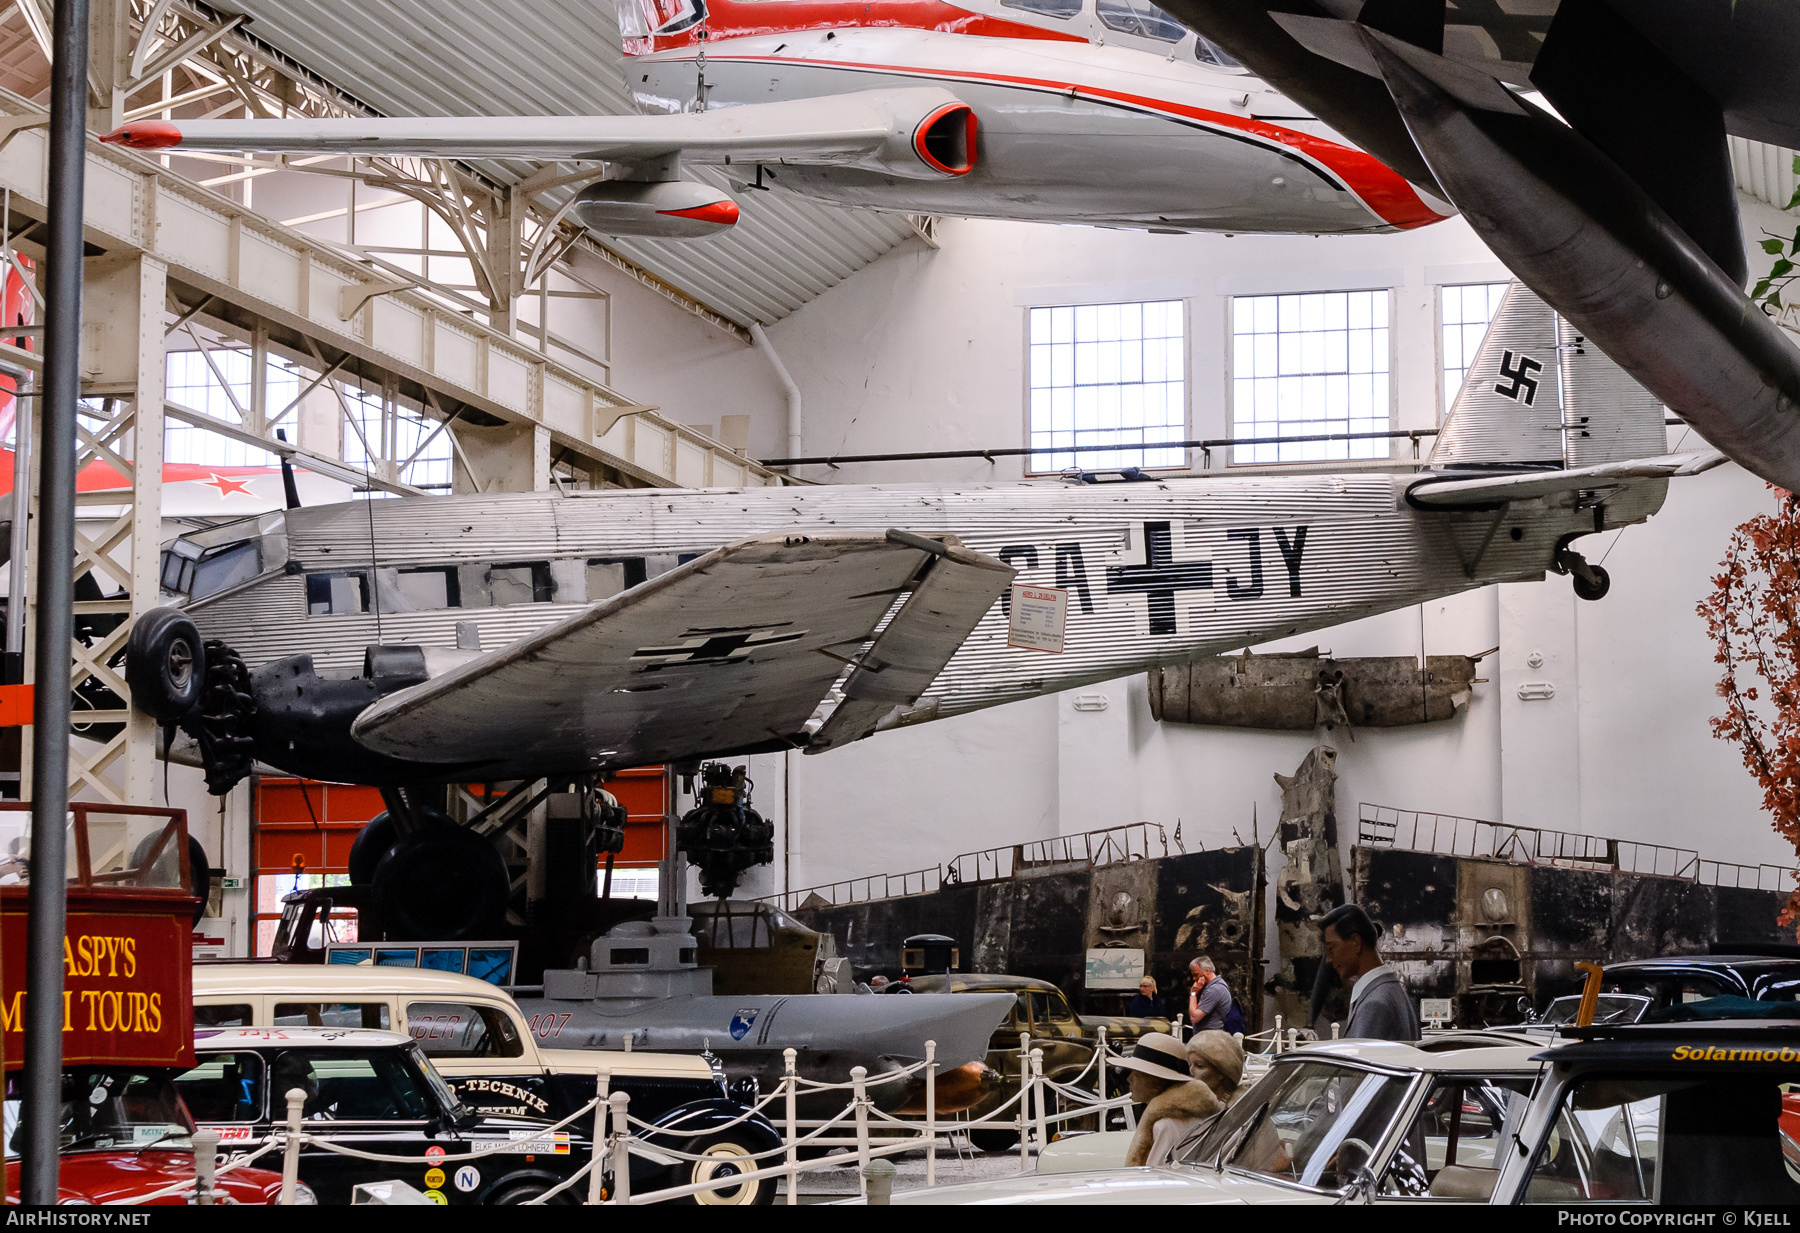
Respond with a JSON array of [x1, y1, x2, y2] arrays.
[[863, 1158, 896, 1206], [1274, 1015, 1284, 1054], [609, 1092, 632, 1205], [1016, 1031, 1031, 1172], [1331, 1022, 1340, 1040], [783, 1048, 799, 1206], [924, 1039, 937, 1189], [192, 1129, 219, 1205], [278, 1088, 305, 1204], [1096, 1025, 1108, 1131], [587, 1070, 610, 1205], [1031, 1048, 1047, 1159], [851, 1065, 871, 1201]]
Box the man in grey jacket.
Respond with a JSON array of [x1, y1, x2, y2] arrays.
[[1320, 903, 1419, 1041]]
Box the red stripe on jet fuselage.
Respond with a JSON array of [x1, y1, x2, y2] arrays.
[[624, 0, 1087, 55], [666, 53, 1447, 230]]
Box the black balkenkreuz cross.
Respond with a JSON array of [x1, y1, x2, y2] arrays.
[[1105, 521, 1212, 636], [630, 627, 805, 670]]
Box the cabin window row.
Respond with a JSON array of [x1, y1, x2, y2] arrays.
[[304, 554, 696, 616]]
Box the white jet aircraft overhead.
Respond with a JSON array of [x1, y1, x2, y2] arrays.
[[128, 283, 1718, 800], [99, 0, 1448, 239]]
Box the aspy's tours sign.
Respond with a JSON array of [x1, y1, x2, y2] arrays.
[[0, 893, 196, 1069]]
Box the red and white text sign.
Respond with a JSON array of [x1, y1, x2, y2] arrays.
[[1007, 585, 1068, 654]]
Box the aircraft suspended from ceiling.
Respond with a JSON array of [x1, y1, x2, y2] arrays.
[[1143, 0, 1800, 495], [100, 0, 1451, 239]]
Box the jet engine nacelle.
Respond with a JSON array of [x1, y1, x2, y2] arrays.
[[571, 179, 741, 238]]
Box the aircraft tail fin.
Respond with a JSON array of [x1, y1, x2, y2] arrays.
[[1429, 280, 1666, 471]]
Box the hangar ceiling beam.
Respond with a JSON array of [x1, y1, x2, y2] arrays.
[[52, 0, 751, 342], [0, 75, 775, 804]]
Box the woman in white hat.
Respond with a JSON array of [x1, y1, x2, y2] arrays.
[[1111, 1032, 1223, 1167]]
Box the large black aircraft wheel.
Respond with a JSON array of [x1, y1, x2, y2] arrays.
[[968, 1126, 1020, 1153], [371, 824, 508, 940], [1573, 565, 1611, 602], [124, 608, 204, 722], [348, 807, 458, 885], [675, 1132, 776, 1206], [346, 812, 398, 886]]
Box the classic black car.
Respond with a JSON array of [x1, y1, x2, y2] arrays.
[[1591, 953, 1800, 1016], [178, 1026, 776, 1205]]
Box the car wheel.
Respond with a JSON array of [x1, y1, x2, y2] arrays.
[[676, 1133, 774, 1206], [486, 1176, 577, 1206], [124, 608, 205, 722]]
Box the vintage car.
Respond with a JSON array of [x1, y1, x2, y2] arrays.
[[3, 1066, 291, 1205], [889, 1036, 1551, 1202], [192, 964, 781, 1203], [180, 1026, 612, 1205], [899, 1017, 1800, 1204], [903, 973, 1167, 1149], [1588, 955, 1800, 1013]]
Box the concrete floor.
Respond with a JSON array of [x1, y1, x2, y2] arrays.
[[781, 1137, 1035, 1203]]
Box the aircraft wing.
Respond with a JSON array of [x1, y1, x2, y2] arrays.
[[1406, 450, 1727, 508], [101, 88, 976, 180], [349, 530, 1014, 771]]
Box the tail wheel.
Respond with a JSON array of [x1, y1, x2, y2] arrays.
[[680, 1134, 774, 1206], [1573, 564, 1610, 601]]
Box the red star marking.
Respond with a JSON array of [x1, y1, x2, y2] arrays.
[[202, 473, 254, 497]]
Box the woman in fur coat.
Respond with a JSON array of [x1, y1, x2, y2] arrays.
[[1112, 1032, 1221, 1167]]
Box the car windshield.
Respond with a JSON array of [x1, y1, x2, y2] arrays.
[[264, 1045, 449, 1122], [1179, 1060, 1413, 1190], [1524, 1073, 1800, 1203], [1542, 994, 1650, 1025], [2, 1069, 194, 1156], [407, 1042, 467, 1119]]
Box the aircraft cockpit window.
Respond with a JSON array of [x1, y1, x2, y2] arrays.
[[1000, 0, 1082, 18], [306, 571, 369, 615], [1193, 33, 1245, 70], [161, 538, 261, 601], [190, 542, 261, 601], [1096, 0, 1184, 42]]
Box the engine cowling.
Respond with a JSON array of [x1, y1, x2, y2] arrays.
[[572, 179, 740, 238]]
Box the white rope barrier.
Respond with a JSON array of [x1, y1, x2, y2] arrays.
[[240, 1025, 1171, 1207]]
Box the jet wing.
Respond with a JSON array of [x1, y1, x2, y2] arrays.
[[102, 88, 975, 181], [349, 530, 1013, 772], [1406, 450, 1727, 508]]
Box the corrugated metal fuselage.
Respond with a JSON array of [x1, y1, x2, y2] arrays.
[[182, 472, 1663, 778]]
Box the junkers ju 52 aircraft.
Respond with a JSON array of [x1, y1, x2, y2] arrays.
[[129, 283, 1717, 833], [98, 0, 1447, 238]]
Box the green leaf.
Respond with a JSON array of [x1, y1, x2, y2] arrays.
[[1775, 260, 1795, 278], [1764, 238, 1786, 254], [1755, 279, 1774, 299], [1774, 292, 1786, 310], [1787, 187, 1800, 210]]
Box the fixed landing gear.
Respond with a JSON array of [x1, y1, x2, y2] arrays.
[[1554, 547, 1611, 602]]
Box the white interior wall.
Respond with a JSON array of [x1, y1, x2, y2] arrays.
[[754, 208, 1794, 895]]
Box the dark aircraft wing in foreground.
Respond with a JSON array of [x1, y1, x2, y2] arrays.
[[350, 531, 1014, 770]]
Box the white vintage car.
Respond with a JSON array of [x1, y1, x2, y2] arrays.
[[901, 1019, 1800, 1205], [897, 1035, 1551, 1204]]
